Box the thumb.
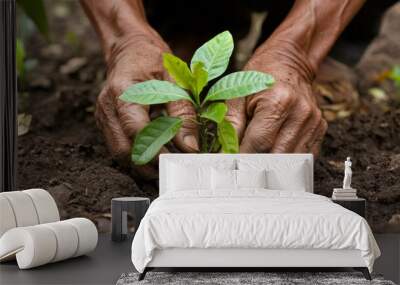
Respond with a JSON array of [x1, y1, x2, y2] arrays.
[[225, 98, 246, 141], [117, 101, 151, 137], [240, 105, 287, 153], [166, 100, 199, 152], [113, 78, 151, 138]]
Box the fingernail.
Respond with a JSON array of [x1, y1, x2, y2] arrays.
[[183, 135, 199, 151]]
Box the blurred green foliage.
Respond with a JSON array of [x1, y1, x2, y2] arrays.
[[65, 31, 81, 52], [16, 0, 46, 85], [16, 0, 49, 39], [389, 65, 400, 101], [16, 38, 25, 79], [16, 38, 38, 83], [389, 65, 400, 89]]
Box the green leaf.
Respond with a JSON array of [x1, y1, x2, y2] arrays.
[[389, 65, 400, 88], [163, 53, 193, 91], [120, 80, 194, 105], [205, 71, 274, 103], [132, 117, 182, 165], [191, 62, 208, 103], [162, 54, 208, 105], [191, 31, 233, 81], [16, 39, 25, 79], [17, 0, 49, 39], [217, 119, 239, 153], [200, 102, 227, 123], [390, 65, 400, 79]]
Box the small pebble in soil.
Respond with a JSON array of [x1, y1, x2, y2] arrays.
[[49, 178, 58, 186]]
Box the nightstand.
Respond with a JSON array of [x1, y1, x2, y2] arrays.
[[331, 198, 366, 218], [111, 197, 150, 242]]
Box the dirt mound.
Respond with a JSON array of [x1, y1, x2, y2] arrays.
[[314, 106, 400, 232]]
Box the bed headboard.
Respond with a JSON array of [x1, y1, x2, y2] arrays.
[[159, 154, 314, 195]]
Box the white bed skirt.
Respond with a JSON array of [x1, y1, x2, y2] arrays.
[[148, 248, 366, 268]]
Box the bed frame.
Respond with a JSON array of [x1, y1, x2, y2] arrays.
[[139, 154, 371, 280], [140, 248, 370, 280], [149, 248, 366, 268]]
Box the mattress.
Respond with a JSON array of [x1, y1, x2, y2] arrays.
[[131, 190, 380, 273]]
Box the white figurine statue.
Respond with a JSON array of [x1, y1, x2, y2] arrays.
[[343, 157, 352, 189]]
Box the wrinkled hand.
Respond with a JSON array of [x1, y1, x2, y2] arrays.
[[238, 46, 327, 156], [96, 33, 199, 179]]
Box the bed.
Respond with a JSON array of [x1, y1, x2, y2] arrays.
[[131, 154, 380, 280]]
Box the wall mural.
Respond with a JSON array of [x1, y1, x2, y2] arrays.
[[12, 1, 400, 234]]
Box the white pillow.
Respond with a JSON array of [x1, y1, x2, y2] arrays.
[[238, 159, 308, 191], [167, 162, 211, 191], [211, 168, 236, 190], [266, 162, 307, 191], [236, 169, 267, 189]]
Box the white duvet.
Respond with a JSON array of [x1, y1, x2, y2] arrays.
[[131, 190, 380, 273]]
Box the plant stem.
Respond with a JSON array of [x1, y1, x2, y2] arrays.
[[199, 117, 209, 153], [209, 136, 216, 153]]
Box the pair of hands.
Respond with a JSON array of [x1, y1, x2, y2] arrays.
[[96, 32, 327, 178]]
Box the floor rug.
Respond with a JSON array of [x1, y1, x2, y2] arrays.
[[116, 272, 396, 285]]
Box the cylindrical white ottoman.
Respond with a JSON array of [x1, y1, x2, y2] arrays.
[[0, 218, 98, 269], [0, 195, 17, 237], [23, 189, 60, 224], [0, 189, 60, 236]]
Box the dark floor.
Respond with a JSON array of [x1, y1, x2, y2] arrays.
[[0, 235, 133, 285], [0, 234, 399, 285], [374, 234, 400, 284]]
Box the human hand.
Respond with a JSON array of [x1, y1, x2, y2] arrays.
[[239, 44, 328, 156], [96, 33, 199, 179], [224, 0, 365, 157]]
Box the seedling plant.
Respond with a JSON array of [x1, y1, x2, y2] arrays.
[[120, 31, 275, 165]]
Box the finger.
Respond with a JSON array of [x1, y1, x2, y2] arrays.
[[166, 100, 199, 152], [110, 78, 152, 137], [293, 109, 324, 153], [117, 100, 151, 136], [225, 98, 246, 141], [96, 90, 131, 160], [117, 101, 170, 167], [113, 82, 170, 166], [308, 119, 328, 157], [295, 118, 327, 154], [240, 107, 287, 153], [310, 138, 323, 158], [96, 91, 159, 179], [270, 104, 314, 153], [240, 91, 295, 153]]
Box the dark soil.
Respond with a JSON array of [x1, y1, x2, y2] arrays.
[[17, 52, 156, 232], [16, 1, 400, 233], [17, 47, 400, 232], [314, 107, 400, 232]]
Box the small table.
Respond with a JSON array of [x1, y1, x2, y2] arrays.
[[111, 197, 150, 242], [331, 198, 366, 218]]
